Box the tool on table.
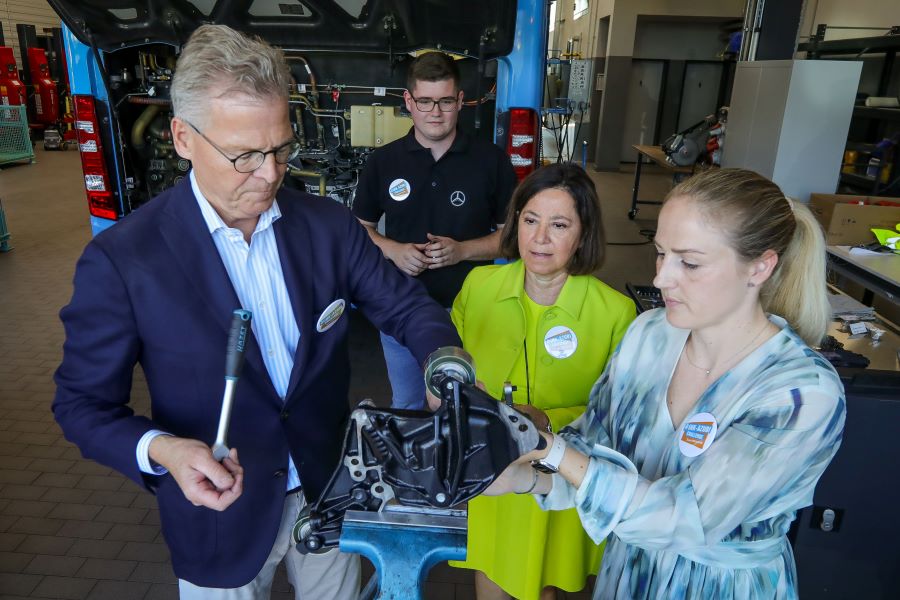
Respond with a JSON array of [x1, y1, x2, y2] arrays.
[[212, 309, 252, 461]]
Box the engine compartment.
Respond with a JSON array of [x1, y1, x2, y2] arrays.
[[101, 44, 498, 212]]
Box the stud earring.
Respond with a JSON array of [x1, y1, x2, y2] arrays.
[[747, 282, 756, 288]]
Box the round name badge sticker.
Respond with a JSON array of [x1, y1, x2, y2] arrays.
[[678, 412, 718, 458], [544, 325, 578, 359], [388, 178, 411, 201], [316, 299, 346, 333]]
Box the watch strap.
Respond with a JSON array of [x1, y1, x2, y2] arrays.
[[532, 434, 566, 473]]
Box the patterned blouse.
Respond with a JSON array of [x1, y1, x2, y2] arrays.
[[537, 309, 845, 599]]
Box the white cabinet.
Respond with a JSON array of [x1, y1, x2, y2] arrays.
[[722, 60, 862, 201]]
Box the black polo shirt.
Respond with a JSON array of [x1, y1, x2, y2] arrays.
[[353, 128, 516, 307]]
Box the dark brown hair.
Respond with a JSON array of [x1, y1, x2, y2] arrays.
[[499, 163, 606, 275], [406, 52, 461, 92]]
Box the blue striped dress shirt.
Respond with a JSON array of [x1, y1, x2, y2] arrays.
[[137, 171, 301, 491]]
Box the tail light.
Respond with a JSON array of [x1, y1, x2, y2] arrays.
[[72, 95, 117, 221], [505, 108, 539, 181]]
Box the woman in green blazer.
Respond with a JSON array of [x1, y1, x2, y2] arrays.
[[450, 163, 635, 599]]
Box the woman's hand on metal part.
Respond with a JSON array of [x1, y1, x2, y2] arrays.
[[483, 460, 533, 496], [513, 403, 551, 433], [484, 432, 552, 497]]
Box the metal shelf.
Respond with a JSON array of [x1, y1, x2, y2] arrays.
[[839, 172, 880, 190], [853, 106, 900, 121], [841, 173, 875, 188], [799, 34, 900, 56], [802, 27, 898, 198], [845, 141, 879, 153]]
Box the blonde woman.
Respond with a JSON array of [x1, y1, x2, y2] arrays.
[[487, 168, 845, 599]]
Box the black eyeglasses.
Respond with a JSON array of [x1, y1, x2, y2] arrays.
[[186, 121, 301, 173], [409, 94, 460, 113]]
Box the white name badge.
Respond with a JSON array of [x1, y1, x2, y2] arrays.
[[544, 325, 577, 359], [388, 178, 411, 201], [316, 299, 346, 333], [678, 412, 718, 457]]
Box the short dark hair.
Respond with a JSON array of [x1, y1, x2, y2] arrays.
[[406, 52, 460, 92], [499, 163, 606, 275]]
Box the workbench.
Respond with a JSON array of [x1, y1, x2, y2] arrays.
[[628, 144, 695, 220], [827, 245, 900, 308]]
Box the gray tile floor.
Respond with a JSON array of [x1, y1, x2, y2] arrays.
[[0, 147, 666, 599]]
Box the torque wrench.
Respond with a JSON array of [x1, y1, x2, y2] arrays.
[[212, 309, 252, 461]]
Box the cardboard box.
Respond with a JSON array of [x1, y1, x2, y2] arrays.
[[808, 193, 900, 246]]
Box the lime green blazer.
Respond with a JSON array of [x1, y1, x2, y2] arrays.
[[451, 260, 636, 429]]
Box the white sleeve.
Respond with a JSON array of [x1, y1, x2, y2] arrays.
[[136, 430, 172, 475]]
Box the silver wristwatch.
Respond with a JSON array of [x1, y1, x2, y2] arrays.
[[531, 434, 567, 474]]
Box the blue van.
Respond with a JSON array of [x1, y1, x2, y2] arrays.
[[48, 0, 548, 236]]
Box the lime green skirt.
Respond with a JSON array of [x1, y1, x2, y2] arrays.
[[449, 491, 603, 600]]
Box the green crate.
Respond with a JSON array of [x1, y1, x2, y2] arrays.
[[0, 198, 11, 252], [0, 105, 35, 166]]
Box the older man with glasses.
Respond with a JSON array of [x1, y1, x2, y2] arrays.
[[53, 24, 460, 599], [353, 51, 517, 411]]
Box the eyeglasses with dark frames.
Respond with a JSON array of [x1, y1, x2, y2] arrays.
[[186, 121, 301, 173], [409, 94, 460, 113]]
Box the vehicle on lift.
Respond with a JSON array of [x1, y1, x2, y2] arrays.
[[48, 0, 549, 236]]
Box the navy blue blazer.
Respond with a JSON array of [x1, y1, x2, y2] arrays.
[[53, 177, 460, 587]]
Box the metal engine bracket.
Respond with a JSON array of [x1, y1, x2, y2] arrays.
[[293, 373, 542, 554]]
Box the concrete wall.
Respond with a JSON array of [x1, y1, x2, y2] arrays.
[[633, 20, 729, 61], [0, 1, 60, 68], [605, 1, 743, 57]]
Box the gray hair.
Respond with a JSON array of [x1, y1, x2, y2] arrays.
[[170, 24, 292, 126]]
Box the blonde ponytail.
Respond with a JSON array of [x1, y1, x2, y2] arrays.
[[760, 202, 829, 346]]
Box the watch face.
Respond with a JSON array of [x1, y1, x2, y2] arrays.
[[531, 459, 557, 474]]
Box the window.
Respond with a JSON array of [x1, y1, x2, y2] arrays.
[[574, 0, 588, 20]]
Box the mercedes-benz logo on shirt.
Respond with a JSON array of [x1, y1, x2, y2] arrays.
[[450, 190, 466, 207]]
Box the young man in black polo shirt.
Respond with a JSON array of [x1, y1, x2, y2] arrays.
[[353, 51, 517, 410]]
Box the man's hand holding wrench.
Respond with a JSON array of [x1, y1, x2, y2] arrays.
[[148, 309, 252, 511], [148, 436, 244, 511]]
